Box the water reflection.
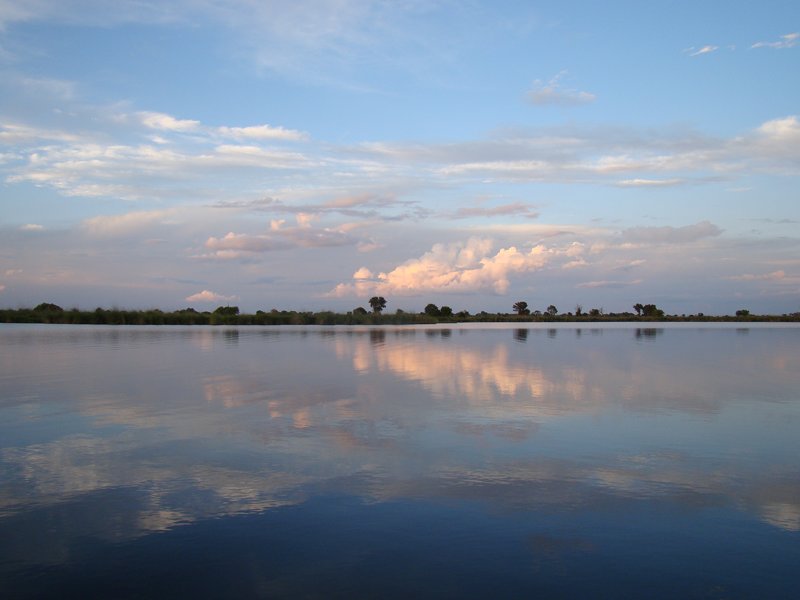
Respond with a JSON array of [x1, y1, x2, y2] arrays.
[[1, 324, 799, 595]]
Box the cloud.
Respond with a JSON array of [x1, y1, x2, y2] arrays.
[[19, 223, 44, 231], [686, 45, 718, 57], [202, 219, 357, 260], [527, 71, 596, 107], [185, 290, 238, 303], [217, 124, 308, 142], [724, 270, 786, 282], [0, 284, 5, 292], [450, 202, 539, 220], [139, 111, 200, 132], [751, 32, 799, 49], [613, 259, 646, 272], [615, 178, 685, 187], [0, 123, 82, 144], [82, 209, 176, 236], [619, 221, 722, 245], [577, 279, 643, 289], [329, 237, 553, 297]]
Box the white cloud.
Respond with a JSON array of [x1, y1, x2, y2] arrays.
[[20, 223, 44, 231], [139, 111, 200, 132], [615, 178, 684, 187], [687, 45, 718, 57], [527, 71, 596, 107], [752, 32, 799, 49], [329, 237, 553, 297], [0, 123, 82, 144], [185, 289, 238, 303], [217, 124, 308, 142]]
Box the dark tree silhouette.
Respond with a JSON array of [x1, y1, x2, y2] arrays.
[[641, 304, 664, 318], [546, 304, 558, 316], [513, 301, 530, 315], [369, 296, 387, 314], [34, 302, 63, 312], [424, 303, 440, 317]]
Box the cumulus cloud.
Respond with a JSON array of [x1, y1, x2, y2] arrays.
[[328, 237, 553, 297], [619, 221, 722, 245], [527, 71, 596, 107], [748, 116, 800, 167], [185, 290, 238, 303], [751, 32, 799, 49]]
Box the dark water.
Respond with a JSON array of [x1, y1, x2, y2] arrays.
[[1, 323, 798, 598]]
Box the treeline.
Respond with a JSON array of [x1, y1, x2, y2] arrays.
[[0, 305, 426, 326], [0, 302, 798, 325]]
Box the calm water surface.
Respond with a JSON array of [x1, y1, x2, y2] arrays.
[[1, 323, 799, 598]]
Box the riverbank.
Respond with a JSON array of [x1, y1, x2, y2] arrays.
[[2, 306, 798, 326]]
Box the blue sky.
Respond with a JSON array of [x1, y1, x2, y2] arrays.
[[1, 0, 798, 314]]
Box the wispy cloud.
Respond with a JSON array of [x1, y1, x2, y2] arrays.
[[619, 221, 722, 245], [752, 32, 799, 49], [724, 270, 785, 282], [577, 279, 643, 289], [217, 125, 309, 142], [83, 209, 177, 236], [449, 202, 539, 220], [615, 178, 685, 187], [685, 45, 719, 57], [527, 71, 596, 107], [202, 216, 358, 260]]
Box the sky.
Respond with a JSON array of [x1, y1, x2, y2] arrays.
[[1, 0, 798, 315]]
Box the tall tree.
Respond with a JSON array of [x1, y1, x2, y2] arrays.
[[424, 303, 440, 317], [369, 296, 387, 314], [512, 301, 529, 315]]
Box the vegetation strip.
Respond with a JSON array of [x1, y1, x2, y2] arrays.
[[2, 301, 797, 325]]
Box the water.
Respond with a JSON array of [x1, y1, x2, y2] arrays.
[[1, 323, 799, 598]]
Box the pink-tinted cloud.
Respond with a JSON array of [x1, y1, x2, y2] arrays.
[[328, 237, 553, 297], [185, 290, 238, 303]]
